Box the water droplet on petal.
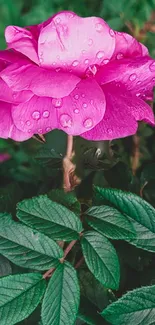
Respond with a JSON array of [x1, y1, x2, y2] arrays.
[[83, 118, 93, 129], [83, 103, 87, 108], [82, 50, 86, 55], [137, 81, 141, 85], [96, 51, 105, 59], [74, 94, 79, 100], [136, 93, 141, 97], [82, 94, 85, 98], [88, 39, 93, 46], [55, 67, 61, 72], [26, 120, 30, 126], [55, 17, 61, 24], [109, 29, 115, 37], [84, 59, 89, 65], [116, 52, 124, 60], [60, 114, 72, 128], [52, 98, 63, 108], [107, 128, 112, 134], [32, 111, 41, 120], [28, 129, 31, 133], [72, 60, 79, 67], [90, 99, 94, 105], [40, 58, 44, 63], [149, 62, 155, 71], [152, 77, 155, 82], [95, 23, 103, 32], [74, 109, 79, 114], [102, 59, 109, 65], [46, 127, 51, 132], [43, 110, 50, 118], [38, 128, 43, 133], [129, 73, 137, 81]]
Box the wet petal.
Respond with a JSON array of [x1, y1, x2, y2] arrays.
[[112, 32, 149, 60], [5, 26, 39, 64], [12, 79, 105, 136], [1, 63, 80, 98], [81, 82, 154, 141], [38, 11, 115, 75], [0, 78, 33, 104], [96, 57, 155, 100], [0, 101, 32, 140]]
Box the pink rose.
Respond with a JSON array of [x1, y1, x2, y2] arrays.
[[0, 11, 154, 141]]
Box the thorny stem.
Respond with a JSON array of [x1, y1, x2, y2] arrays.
[[63, 135, 81, 192], [43, 239, 77, 279], [75, 256, 85, 269]]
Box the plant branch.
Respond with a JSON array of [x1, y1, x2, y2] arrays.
[[43, 240, 77, 279], [75, 256, 84, 269]]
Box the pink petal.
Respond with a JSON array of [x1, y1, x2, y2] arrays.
[[81, 82, 154, 141], [5, 26, 39, 64], [96, 57, 155, 100], [112, 32, 149, 60], [0, 153, 11, 163], [0, 78, 33, 104], [38, 11, 115, 75], [0, 101, 32, 141], [1, 63, 80, 98], [12, 79, 105, 136], [0, 49, 28, 64]]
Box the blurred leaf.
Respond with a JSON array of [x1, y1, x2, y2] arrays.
[[0, 182, 23, 213], [78, 297, 107, 325], [48, 189, 81, 215], [0, 255, 12, 277]]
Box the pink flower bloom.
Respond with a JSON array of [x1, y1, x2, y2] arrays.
[[0, 11, 154, 141], [0, 152, 11, 163]]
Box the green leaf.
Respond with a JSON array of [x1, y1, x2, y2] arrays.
[[48, 189, 81, 216], [102, 284, 155, 325], [93, 187, 155, 251], [78, 297, 107, 325], [0, 273, 46, 325], [81, 231, 120, 289], [85, 206, 136, 239], [0, 214, 63, 270], [79, 269, 111, 310], [41, 262, 80, 325], [0, 255, 12, 277], [17, 195, 83, 241]]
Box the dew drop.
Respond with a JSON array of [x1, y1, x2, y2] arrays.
[[88, 39, 93, 46], [72, 60, 79, 67], [129, 73, 137, 81], [74, 94, 79, 100], [84, 59, 89, 65], [60, 114, 72, 128], [32, 111, 40, 120], [149, 62, 155, 71], [96, 51, 105, 59], [90, 99, 94, 105], [116, 52, 124, 60], [82, 50, 86, 55], [55, 17, 61, 24], [83, 103, 87, 108], [55, 67, 61, 72], [52, 98, 63, 108], [43, 110, 50, 118], [28, 129, 31, 133], [74, 109, 79, 114], [152, 77, 155, 82], [109, 29, 115, 37], [46, 127, 51, 132], [107, 128, 112, 134], [136, 93, 141, 97], [26, 120, 30, 126], [82, 94, 85, 98], [95, 23, 103, 32], [83, 118, 93, 128], [102, 59, 109, 65], [38, 128, 43, 134], [137, 81, 141, 85]]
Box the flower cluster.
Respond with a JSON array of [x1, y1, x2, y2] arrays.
[[0, 11, 154, 141]]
